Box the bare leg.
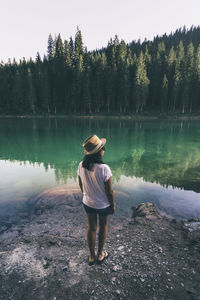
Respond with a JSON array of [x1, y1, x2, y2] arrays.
[[98, 215, 108, 260], [86, 214, 97, 263]]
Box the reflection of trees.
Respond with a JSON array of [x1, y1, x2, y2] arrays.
[[111, 145, 200, 192], [0, 118, 200, 192]]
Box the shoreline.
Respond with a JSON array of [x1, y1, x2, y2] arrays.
[[0, 187, 200, 299], [0, 114, 200, 120]]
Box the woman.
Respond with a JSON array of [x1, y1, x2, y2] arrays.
[[77, 134, 115, 265]]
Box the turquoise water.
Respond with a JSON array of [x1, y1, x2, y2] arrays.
[[0, 118, 200, 219]]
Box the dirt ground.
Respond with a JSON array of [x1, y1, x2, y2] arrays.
[[0, 187, 200, 300]]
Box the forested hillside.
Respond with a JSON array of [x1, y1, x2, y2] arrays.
[[0, 26, 200, 115]]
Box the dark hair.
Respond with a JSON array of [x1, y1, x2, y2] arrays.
[[82, 148, 105, 171]]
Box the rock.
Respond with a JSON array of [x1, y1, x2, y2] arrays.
[[188, 218, 199, 222], [132, 202, 160, 219], [42, 260, 50, 269], [111, 277, 116, 283], [117, 246, 124, 251], [112, 265, 122, 272], [184, 221, 200, 232], [21, 237, 31, 243], [186, 287, 197, 295]]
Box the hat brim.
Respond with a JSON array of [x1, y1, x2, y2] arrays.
[[84, 138, 106, 155]]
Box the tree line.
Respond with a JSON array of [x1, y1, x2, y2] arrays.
[[0, 26, 200, 115]]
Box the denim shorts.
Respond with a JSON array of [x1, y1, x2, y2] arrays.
[[83, 203, 112, 216]]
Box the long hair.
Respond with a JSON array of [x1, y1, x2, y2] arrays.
[[82, 149, 104, 171]]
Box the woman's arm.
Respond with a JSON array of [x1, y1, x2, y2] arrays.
[[104, 177, 115, 214], [78, 176, 83, 193]]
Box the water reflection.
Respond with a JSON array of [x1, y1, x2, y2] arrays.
[[114, 175, 200, 219], [0, 118, 199, 192]]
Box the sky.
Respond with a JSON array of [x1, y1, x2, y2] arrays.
[[0, 0, 200, 63]]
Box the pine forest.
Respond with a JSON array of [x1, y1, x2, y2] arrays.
[[0, 26, 200, 115]]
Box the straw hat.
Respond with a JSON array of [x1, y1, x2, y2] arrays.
[[83, 134, 106, 155]]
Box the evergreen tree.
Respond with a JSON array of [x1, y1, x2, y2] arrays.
[[74, 27, 84, 69], [69, 36, 74, 61], [194, 45, 200, 110], [63, 40, 72, 111], [171, 62, 181, 112], [27, 68, 36, 114], [182, 42, 194, 113], [116, 40, 129, 112], [71, 28, 84, 112], [166, 46, 176, 109], [64, 40, 72, 67], [55, 34, 64, 60], [160, 74, 168, 112], [9, 70, 23, 113], [134, 52, 150, 112], [47, 34, 54, 60]]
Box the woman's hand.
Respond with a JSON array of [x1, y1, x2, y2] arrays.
[[78, 176, 83, 193], [104, 178, 115, 214], [110, 204, 115, 214]]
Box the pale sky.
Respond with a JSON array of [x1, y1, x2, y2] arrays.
[[0, 0, 200, 63]]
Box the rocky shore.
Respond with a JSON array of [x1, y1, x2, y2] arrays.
[[0, 187, 200, 300]]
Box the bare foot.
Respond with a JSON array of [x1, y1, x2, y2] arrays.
[[88, 253, 96, 265], [89, 255, 95, 263], [97, 250, 109, 263]]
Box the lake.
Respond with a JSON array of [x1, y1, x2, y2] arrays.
[[0, 117, 200, 219]]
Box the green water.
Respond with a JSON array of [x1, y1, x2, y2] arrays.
[[0, 118, 200, 219]]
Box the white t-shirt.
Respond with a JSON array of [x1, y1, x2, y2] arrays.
[[77, 162, 112, 209]]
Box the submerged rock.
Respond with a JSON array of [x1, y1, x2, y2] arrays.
[[29, 187, 82, 210]]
